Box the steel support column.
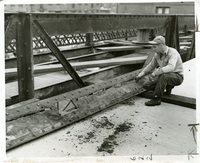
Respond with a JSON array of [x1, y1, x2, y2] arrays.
[[32, 20, 86, 88], [165, 15, 180, 52], [85, 33, 94, 46], [16, 14, 34, 101]]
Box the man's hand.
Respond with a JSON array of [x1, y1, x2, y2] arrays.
[[149, 74, 155, 81], [134, 75, 141, 82]]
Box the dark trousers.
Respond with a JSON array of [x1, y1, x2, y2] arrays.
[[141, 72, 183, 99]]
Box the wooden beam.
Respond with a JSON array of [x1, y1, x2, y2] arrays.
[[6, 55, 147, 79], [180, 42, 191, 46], [104, 41, 153, 48], [138, 91, 196, 109], [97, 45, 143, 51]]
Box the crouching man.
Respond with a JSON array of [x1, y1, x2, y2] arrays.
[[135, 36, 184, 106]]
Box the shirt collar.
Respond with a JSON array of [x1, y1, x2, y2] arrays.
[[163, 46, 169, 55]]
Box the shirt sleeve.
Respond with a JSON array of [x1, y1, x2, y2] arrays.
[[141, 55, 158, 75]]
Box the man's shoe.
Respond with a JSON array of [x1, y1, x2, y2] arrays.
[[145, 99, 161, 106], [164, 86, 174, 96], [164, 91, 171, 96]]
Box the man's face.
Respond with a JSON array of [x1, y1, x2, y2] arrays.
[[152, 44, 163, 54]]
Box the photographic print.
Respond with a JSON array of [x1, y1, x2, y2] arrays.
[[2, 0, 199, 162]]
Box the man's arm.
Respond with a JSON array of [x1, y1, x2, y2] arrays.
[[152, 54, 178, 76], [138, 55, 158, 77]]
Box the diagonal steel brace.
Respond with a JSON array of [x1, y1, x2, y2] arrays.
[[32, 19, 86, 88]]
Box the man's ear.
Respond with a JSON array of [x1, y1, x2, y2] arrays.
[[159, 44, 164, 48]]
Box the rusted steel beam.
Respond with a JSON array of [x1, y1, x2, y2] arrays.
[[5, 13, 195, 49], [6, 64, 143, 106], [16, 14, 34, 101], [186, 32, 195, 61], [32, 19, 86, 88], [6, 68, 143, 121], [165, 15, 180, 52], [6, 69, 146, 150], [85, 33, 94, 46]]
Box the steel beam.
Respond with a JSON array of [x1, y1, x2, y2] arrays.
[[5, 14, 195, 54], [32, 19, 86, 88], [16, 14, 34, 101], [6, 69, 146, 150], [165, 15, 180, 52], [85, 33, 94, 46], [6, 64, 143, 106], [5, 14, 195, 45], [186, 32, 195, 61]]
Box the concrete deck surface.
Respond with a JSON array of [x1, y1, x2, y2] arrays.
[[6, 59, 197, 157]]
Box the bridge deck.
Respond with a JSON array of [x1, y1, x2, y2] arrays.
[[6, 59, 197, 157]]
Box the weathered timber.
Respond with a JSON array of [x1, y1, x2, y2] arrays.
[[97, 46, 143, 51], [138, 91, 196, 109], [179, 35, 193, 40], [104, 40, 153, 48], [180, 42, 191, 46], [104, 40, 134, 46], [6, 71, 146, 150], [5, 55, 147, 79]]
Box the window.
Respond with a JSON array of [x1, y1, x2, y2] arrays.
[[91, 3, 94, 8], [156, 7, 170, 14], [72, 4, 75, 8]]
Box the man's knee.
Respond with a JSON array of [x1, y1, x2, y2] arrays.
[[158, 74, 168, 81]]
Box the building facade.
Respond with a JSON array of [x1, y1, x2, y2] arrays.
[[4, 3, 117, 13], [117, 2, 194, 14], [5, 2, 194, 14]]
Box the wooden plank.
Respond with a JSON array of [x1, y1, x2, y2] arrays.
[[104, 40, 153, 48], [104, 40, 134, 46], [179, 35, 193, 40], [180, 42, 191, 46], [97, 45, 143, 51], [6, 55, 147, 78], [138, 91, 196, 109]]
